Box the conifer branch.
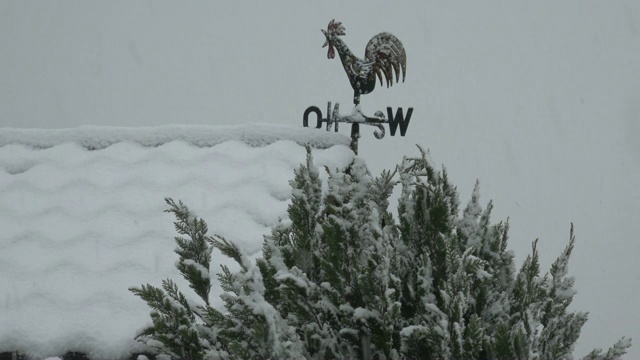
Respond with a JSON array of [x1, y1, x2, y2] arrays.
[[130, 146, 629, 359]]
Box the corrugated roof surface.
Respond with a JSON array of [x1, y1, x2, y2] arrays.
[[0, 125, 354, 359]]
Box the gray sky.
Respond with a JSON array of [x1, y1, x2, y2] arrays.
[[2, 1, 640, 356]]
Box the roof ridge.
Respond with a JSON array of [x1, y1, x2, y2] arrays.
[[0, 124, 350, 150]]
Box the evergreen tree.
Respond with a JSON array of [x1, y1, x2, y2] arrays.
[[130, 199, 224, 360], [132, 146, 631, 359]]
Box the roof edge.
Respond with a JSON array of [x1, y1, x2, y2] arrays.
[[0, 124, 351, 150]]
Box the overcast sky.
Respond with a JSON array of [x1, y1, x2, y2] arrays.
[[2, 1, 640, 357]]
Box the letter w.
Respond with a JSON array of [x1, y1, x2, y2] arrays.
[[387, 107, 413, 136]]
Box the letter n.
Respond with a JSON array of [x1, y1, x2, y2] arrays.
[[387, 107, 413, 136]]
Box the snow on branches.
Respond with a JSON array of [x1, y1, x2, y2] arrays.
[[131, 146, 630, 360]]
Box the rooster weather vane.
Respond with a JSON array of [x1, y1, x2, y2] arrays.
[[322, 19, 406, 106], [303, 20, 414, 154]]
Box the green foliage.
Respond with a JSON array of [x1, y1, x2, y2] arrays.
[[166, 198, 213, 305], [129, 199, 225, 360], [584, 338, 633, 360], [132, 146, 631, 359], [129, 280, 205, 360]]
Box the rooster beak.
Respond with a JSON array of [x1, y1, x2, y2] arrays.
[[321, 29, 328, 47]]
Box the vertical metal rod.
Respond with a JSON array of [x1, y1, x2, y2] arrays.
[[326, 102, 332, 131], [350, 123, 360, 155]]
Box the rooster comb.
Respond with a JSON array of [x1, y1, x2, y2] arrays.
[[326, 19, 346, 36]]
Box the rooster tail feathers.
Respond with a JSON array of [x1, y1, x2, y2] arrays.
[[365, 32, 407, 88], [375, 68, 384, 87], [388, 37, 406, 83]]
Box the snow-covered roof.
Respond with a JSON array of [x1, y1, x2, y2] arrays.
[[0, 125, 354, 359], [0, 124, 350, 150]]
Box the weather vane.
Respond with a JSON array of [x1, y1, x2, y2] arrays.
[[303, 19, 413, 154]]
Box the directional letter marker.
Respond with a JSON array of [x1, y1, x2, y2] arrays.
[[303, 103, 413, 154]]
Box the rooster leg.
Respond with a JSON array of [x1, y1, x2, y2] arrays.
[[354, 92, 360, 106]]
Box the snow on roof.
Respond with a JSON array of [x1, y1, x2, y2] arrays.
[[0, 124, 350, 150], [0, 125, 354, 359]]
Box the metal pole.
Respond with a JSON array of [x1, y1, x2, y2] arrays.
[[350, 123, 359, 155]]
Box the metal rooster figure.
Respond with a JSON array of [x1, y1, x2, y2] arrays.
[[322, 19, 407, 106], [303, 20, 413, 154]]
